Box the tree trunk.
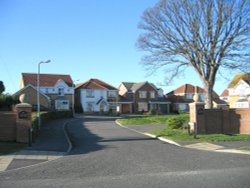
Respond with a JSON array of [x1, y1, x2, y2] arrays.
[[204, 82, 214, 109]]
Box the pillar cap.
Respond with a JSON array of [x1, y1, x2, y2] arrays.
[[16, 103, 32, 108]]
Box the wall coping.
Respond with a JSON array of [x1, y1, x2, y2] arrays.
[[16, 103, 32, 108]]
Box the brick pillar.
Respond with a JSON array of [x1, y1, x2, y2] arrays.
[[189, 102, 206, 134], [15, 103, 32, 143]]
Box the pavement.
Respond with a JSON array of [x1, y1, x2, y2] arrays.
[[0, 118, 73, 172], [1, 115, 250, 173]]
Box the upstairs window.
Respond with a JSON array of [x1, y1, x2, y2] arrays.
[[186, 93, 193, 100], [150, 91, 155, 98], [108, 91, 117, 97], [58, 88, 64, 96], [139, 91, 147, 98], [86, 90, 94, 98]]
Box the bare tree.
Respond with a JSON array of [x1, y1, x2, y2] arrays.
[[137, 0, 250, 108]]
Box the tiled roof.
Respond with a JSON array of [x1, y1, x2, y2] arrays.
[[227, 73, 250, 88], [122, 82, 158, 92], [220, 89, 229, 97], [76, 79, 117, 90], [169, 84, 205, 95], [22, 73, 73, 87]]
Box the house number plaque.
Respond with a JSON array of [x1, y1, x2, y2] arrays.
[[18, 111, 29, 119]]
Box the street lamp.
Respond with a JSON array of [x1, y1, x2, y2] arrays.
[[72, 79, 79, 117], [37, 60, 51, 130]]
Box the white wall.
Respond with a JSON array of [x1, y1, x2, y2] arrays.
[[80, 89, 109, 112]]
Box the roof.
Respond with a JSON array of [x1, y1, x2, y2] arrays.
[[122, 82, 157, 92], [167, 84, 205, 95], [220, 89, 229, 97], [22, 73, 73, 87], [228, 73, 250, 88], [76, 79, 117, 90]]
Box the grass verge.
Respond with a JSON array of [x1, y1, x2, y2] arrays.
[[118, 114, 188, 125], [148, 128, 250, 142], [239, 146, 250, 151], [0, 142, 27, 155]]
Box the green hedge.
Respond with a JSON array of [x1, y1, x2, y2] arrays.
[[32, 110, 73, 128], [166, 114, 189, 129], [0, 94, 20, 111]]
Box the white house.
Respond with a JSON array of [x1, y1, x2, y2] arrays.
[[75, 79, 118, 113]]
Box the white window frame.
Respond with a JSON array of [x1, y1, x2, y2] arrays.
[[139, 91, 147, 99], [58, 87, 64, 96], [150, 91, 155, 98], [138, 102, 148, 111], [86, 90, 94, 98], [186, 93, 193, 100], [107, 90, 116, 97]]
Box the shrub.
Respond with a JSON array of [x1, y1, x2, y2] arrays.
[[166, 114, 189, 129], [0, 94, 20, 111]]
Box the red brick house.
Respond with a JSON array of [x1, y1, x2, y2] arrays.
[[117, 82, 170, 114], [166, 84, 226, 112]]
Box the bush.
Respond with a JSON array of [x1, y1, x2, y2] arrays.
[[0, 94, 20, 111], [32, 110, 73, 128], [166, 114, 189, 129]]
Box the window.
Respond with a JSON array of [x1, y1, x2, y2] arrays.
[[186, 93, 193, 99], [108, 91, 116, 97], [138, 102, 148, 111], [55, 100, 69, 110], [109, 103, 117, 112], [86, 102, 94, 112], [45, 88, 49, 94], [199, 94, 205, 102], [58, 88, 64, 96], [139, 91, 147, 98], [150, 91, 155, 98], [86, 90, 94, 98]]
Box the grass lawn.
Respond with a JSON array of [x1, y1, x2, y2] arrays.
[[0, 142, 27, 155], [239, 146, 250, 151], [148, 128, 250, 142], [118, 114, 188, 125]]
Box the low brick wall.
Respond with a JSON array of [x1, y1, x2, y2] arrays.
[[0, 111, 16, 141], [190, 103, 250, 134]]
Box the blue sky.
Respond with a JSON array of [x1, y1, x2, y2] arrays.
[[0, 0, 232, 95]]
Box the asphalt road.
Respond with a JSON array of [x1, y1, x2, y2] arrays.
[[0, 116, 250, 188]]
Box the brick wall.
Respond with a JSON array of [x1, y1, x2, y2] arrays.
[[0, 112, 16, 141], [190, 103, 250, 134]]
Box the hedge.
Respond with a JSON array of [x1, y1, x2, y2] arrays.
[[32, 110, 73, 128]]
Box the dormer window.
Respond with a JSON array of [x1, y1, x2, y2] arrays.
[[58, 88, 64, 96]]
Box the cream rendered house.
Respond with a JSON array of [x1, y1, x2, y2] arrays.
[[220, 73, 250, 108], [14, 73, 74, 110]]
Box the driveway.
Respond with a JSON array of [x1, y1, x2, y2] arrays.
[[0, 116, 250, 188]]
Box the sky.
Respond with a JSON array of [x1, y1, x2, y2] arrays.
[[0, 0, 233, 95]]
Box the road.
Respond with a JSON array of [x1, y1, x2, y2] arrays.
[[0, 116, 250, 188]]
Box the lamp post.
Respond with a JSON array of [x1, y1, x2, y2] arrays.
[[37, 60, 51, 130], [72, 79, 79, 117]]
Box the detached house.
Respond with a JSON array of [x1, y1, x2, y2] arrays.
[[220, 73, 250, 108], [75, 79, 118, 113], [117, 82, 170, 114], [14, 73, 74, 110], [166, 84, 226, 112]]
